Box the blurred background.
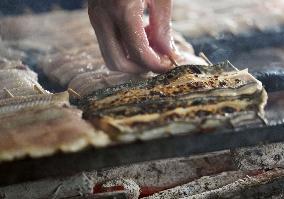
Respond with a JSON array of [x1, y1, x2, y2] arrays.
[[0, 0, 86, 15], [0, 0, 284, 85]]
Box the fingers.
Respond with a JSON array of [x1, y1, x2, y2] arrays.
[[88, 5, 145, 73], [88, 0, 174, 73], [114, 1, 171, 73], [148, 0, 176, 56]]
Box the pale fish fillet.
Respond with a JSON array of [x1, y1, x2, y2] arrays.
[[0, 106, 110, 162]]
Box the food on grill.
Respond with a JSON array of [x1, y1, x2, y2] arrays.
[[82, 62, 267, 142], [45, 57, 105, 88], [0, 64, 37, 78], [69, 71, 155, 100], [0, 41, 27, 61], [0, 4, 273, 167], [0, 106, 110, 162], [0, 92, 69, 115], [0, 58, 26, 70], [39, 47, 104, 88], [40, 45, 102, 75], [0, 69, 47, 99], [39, 45, 104, 87]]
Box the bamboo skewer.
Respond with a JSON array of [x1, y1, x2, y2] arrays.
[[68, 88, 82, 99], [3, 88, 14, 98], [199, 52, 213, 66], [33, 84, 45, 94]]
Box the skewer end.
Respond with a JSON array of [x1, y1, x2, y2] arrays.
[[3, 88, 14, 98], [33, 84, 45, 94], [226, 60, 239, 71], [68, 88, 82, 99], [199, 52, 213, 66]]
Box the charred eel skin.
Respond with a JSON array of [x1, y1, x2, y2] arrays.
[[81, 62, 235, 103]]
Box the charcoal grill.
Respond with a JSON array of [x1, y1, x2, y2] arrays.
[[0, 99, 283, 185], [1, 2, 284, 199], [0, 61, 284, 198]]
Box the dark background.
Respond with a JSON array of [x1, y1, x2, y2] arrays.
[[0, 0, 86, 15]]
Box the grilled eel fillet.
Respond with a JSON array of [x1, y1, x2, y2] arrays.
[[0, 89, 110, 162], [82, 62, 267, 142], [0, 106, 110, 162]]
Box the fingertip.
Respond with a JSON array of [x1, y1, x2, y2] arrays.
[[146, 57, 173, 73]]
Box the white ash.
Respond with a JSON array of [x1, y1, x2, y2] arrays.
[[232, 142, 284, 171], [143, 171, 246, 199], [0, 173, 94, 199], [186, 168, 284, 199], [90, 150, 233, 188], [145, 169, 284, 199]]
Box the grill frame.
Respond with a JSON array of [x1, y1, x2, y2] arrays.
[[0, 110, 283, 186]]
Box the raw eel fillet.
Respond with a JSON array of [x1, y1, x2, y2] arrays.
[[82, 62, 267, 142], [0, 58, 27, 70], [0, 91, 70, 115], [0, 68, 47, 99]]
